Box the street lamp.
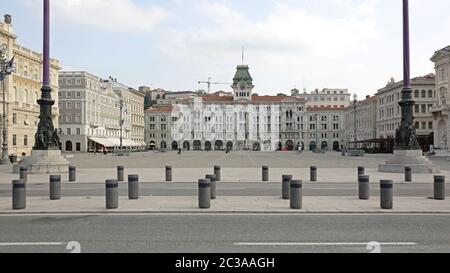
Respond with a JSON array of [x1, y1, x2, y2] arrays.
[[353, 93, 358, 149], [0, 43, 15, 165], [315, 113, 318, 152], [118, 99, 125, 156]]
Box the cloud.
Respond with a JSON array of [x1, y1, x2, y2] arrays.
[[159, 0, 380, 59], [157, 0, 381, 92], [24, 0, 167, 32]]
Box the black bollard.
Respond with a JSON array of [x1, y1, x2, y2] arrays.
[[310, 166, 317, 182], [290, 180, 303, 209], [69, 166, 76, 182], [405, 167, 412, 183], [262, 166, 269, 182], [106, 179, 119, 209], [12, 179, 26, 210], [214, 166, 221, 182], [358, 166, 365, 177], [19, 166, 27, 182], [49, 175, 61, 200], [198, 179, 211, 209], [166, 166, 172, 182], [358, 175, 370, 200], [434, 176, 446, 200], [128, 174, 139, 200], [282, 175, 293, 200], [205, 174, 217, 200], [380, 180, 393, 209], [117, 166, 125, 182]]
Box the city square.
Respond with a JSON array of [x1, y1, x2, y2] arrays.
[[0, 0, 450, 259]]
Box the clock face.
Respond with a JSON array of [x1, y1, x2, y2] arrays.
[[239, 81, 246, 90]]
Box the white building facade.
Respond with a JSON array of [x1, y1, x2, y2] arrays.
[[145, 64, 350, 152], [430, 46, 450, 152], [376, 75, 436, 150], [1, 14, 60, 157], [343, 96, 378, 148], [58, 71, 142, 153]]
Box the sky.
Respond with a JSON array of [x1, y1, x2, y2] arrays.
[[0, 0, 449, 98]]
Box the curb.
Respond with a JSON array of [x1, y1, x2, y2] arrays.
[[1, 210, 450, 215]]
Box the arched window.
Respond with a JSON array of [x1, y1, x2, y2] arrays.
[[428, 90, 433, 98], [414, 90, 419, 98], [13, 87, 18, 101], [24, 89, 29, 104], [415, 122, 420, 129], [421, 90, 426, 98]]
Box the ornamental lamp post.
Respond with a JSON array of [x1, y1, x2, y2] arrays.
[[395, 0, 420, 150], [378, 0, 437, 173], [0, 43, 15, 165], [33, 0, 60, 151]]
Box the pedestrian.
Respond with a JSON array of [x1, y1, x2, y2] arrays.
[[178, 148, 182, 155], [103, 147, 107, 156]]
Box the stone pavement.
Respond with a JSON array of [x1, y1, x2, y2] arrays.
[[0, 167, 448, 185], [0, 196, 449, 214]]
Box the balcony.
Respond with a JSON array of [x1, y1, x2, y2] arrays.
[[90, 122, 101, 128]]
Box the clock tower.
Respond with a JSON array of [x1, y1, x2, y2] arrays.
[[232, 65, 254, 102]]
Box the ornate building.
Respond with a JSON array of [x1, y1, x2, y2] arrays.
[[145, 64, 327, 152], [0, 15, 60, 157], [430, 46, 450, 153], [343, 96, 378, 148], [376, 75, 436, 150], [58, 71, 144, 153]]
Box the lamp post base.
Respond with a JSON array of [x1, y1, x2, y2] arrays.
[[347, 149, 365, 157], [0, 156, 10, 165], [13, 149, 69, 174], [379, 149, 439, 174]]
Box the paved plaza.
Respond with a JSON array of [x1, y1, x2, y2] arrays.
[[0, 151, 448, 215], [0, 151, 448, 185]]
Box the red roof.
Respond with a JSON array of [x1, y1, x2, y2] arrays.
[[202, 96, 234, 102]]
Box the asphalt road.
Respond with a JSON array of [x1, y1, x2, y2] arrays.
[[0, 214, 449, 253], [0, 182, 446, 198]]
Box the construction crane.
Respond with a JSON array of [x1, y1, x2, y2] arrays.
[[198, 77, 231, 94]]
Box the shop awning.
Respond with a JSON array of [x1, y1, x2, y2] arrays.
[[89, 137, 116, 147], [89, 137, 141, 148]]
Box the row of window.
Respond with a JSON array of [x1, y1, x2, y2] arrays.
[[12, 113, 37, 126], [11, 134, 28, 147], [59, 78, 82, 86], [59, 101, 82, 109], [309, 123, 340, 130], [414, 90, 435, 99], [62, 115, 81, 123], [415, 121, 434, 130], [308, 133, 340, 139], [309, 96, 347, 102], [11, 87, 40, 105]]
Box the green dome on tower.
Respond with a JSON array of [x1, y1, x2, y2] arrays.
[[233, 65, 253, 86]]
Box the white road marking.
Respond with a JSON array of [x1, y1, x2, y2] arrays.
[[234, 242, 417, 246], [172, 188, 248, 190], [0, 242, 64, 246]]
